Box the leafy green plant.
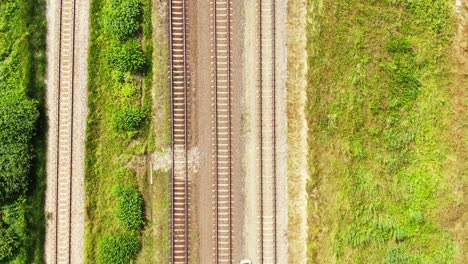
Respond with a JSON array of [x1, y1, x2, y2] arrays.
[[0, 221, 19, 263], [97, 232, 141, 264], [112, 107, 146, 132], [106, 40, 146, 73], [113, 185, 144, 230], [105, 0, 141, 40]]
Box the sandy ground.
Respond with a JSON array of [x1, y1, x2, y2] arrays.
[[45, 0, 89, 263], [275, 1, 289, 262], [241, 0, 259, 261]]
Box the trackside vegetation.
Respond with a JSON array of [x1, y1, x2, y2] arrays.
[[97, 232, 140, 264], [114, 185, 144, 230], [86, 0, 170, 262], [0, 0, 46, 263], [307, 0, 461, 262]]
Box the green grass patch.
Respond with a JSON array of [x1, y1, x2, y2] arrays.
[[85, 0, 169, 263], [306, 0, 457, 262]]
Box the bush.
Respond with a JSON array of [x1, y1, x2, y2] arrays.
[[0, 221, 19, 263], [105, 0, 141, 40], [114, 185, 144, 230], [97, 232, 140, 264], [0, 95, 38, 204], [106, 40, 146, 73], [112, 107, 146, 132]]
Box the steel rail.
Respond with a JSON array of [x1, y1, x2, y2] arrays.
[[272, 1, 277, 262], [169, 0, 175, 262], [183, 0, 189, 261], [214, 0, 219, 261]]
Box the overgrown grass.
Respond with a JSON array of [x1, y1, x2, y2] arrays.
[[306, 0, 460, 262], [0, 0, 46, 262], [85, 0, 169, 262]]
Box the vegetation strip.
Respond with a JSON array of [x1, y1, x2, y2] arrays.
[[286, 0, 309, 262], [85, 0, 170, 262], [306, 0, 461, 262], [0, 0, 47, 262]]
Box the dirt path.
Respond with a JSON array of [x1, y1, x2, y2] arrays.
[[45, 0, 89, 263]]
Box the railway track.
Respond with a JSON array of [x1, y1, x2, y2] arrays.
[[54, 0, 76, 263], [258, 0, 277, 263], [212, 0, 233, 263], [169, 0, 190, 263]]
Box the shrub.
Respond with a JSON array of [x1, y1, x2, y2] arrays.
[[114, 185, 144, 230], [97, 232, 140, 264], [0, 95, 38, 204], [105, 0, 141, 40], [106, 40, 146, 73], [0, 221, 19, 263], [112, 107, 146, 132]]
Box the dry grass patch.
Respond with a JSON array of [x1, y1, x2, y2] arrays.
[[286, 0, 309, 262]]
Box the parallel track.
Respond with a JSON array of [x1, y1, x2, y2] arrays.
[[54, 0, 76, 263], [169, 0, 190, 263], [258, 0, 277, 263], [212, 0, 233, 263]]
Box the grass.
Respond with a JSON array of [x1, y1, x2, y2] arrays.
[[306, 0, 462, 262], [85, 0, 170, 262], [0, 0, 47, 262]]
